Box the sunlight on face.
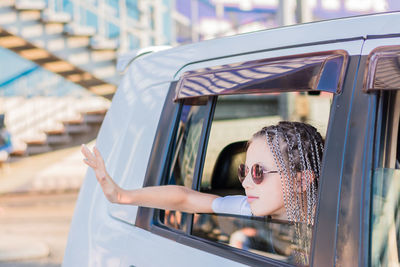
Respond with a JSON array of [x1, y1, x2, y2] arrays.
[[242, 137, 287, 219]]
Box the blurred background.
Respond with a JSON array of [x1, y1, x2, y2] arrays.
[[0, 0, 398, 266]]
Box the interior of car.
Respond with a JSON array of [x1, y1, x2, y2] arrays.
[[202, 141, 247, 196]]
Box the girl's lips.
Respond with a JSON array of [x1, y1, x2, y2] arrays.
[[247, 196, 259, 203]]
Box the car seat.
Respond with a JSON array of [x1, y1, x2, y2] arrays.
[[209, 141, 247, 196]]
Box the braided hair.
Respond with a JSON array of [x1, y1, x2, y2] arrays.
[[250, 122, 324, 265], [251, 121, 324, 225]]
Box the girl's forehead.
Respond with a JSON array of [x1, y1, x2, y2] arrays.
[[248, 137, 269, 150], [246, 137, 274, 163]]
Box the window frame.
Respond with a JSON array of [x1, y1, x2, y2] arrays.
[[316, 52, 379, 267], [155, 96, 216, 234], [139, 91, 337, 267]]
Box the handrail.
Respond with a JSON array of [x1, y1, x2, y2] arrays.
[[0, 66, 40, 88]]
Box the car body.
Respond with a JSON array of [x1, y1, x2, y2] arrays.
[[63, 12, 400, 267]]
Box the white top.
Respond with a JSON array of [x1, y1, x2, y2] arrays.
[[211, 195, 252, 216]]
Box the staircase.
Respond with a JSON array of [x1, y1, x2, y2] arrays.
[[0, 96, 110, 159], [0, 0, 172, 163], [0, 0, 121, 98]]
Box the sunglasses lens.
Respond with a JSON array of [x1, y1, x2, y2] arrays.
[[238, 164, 267, 184], [251, 164, 264, 184], [238, 164, 246, 183]]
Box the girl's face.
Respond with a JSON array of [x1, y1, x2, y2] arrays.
[[242, 137, 287, 219]]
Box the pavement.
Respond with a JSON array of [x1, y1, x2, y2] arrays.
[[0, 143, 91, 263], [0, 235, 50, 263]]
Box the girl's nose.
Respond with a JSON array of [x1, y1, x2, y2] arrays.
[[241, 173, 253, 188]]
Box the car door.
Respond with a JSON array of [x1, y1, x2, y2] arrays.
[[134, 38, 364, 267], [328, 36, 400, 267]]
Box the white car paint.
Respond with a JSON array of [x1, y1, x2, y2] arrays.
[[63, 12, 400, 267]]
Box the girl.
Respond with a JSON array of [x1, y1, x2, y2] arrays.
[[81, 121, 324, 225]]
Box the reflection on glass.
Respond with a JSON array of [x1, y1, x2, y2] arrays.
[[371, 168, 400, 266], [160, 104, 208, 232], [192, 214, 312, 265]]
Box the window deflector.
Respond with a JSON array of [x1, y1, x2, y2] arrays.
[[364, 45, 400, 92], [174, 50, 348, 101]]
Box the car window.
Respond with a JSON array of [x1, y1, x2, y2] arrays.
[[370, 91, 400, 266], [160, 102, 209, 232], [153, 50, 346, 265], [192, 92, 331, 266]]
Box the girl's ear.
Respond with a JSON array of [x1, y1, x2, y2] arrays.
[[295, 170, 315, 193]]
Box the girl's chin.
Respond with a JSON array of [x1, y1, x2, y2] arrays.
[[250, 208, 268, 217], [250, 207, 287, 218]]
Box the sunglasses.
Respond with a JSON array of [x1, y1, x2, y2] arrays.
[[238, 163, 278, 184]]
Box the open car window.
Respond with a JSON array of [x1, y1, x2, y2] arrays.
[[157, 91, 332, 266], [154, 50, 346, 266], [193, 92, 332, 265]]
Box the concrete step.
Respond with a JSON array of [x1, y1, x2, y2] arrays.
[[90, 36, 118, 50], [84, 111, 106, 124], [3, 96, 109, 158], [26, 144, 51, 155], [15, 0, 46, 11], [64, 23, 96, 37], [63, 122, 91, 134], [0, 2, 118, 96], [41, 10, 71, 24], [23, 132, 47, 146], [9, 140, 27, 157], [46, 133, 72, 145]]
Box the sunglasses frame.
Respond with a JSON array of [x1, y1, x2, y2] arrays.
[[238, 163, 278, 184]]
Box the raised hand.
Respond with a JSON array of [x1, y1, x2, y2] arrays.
[[81, 145, 217, 212], [81, 144, 121, 203]]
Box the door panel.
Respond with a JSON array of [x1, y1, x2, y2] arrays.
[[333, 37, 400, 267]]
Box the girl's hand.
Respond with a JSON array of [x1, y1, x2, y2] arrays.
[[81, 144, 121, 203]]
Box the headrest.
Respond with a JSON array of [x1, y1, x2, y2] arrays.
[[211, 141, 247, 190]]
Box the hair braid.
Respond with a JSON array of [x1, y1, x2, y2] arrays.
[[250, 121, 324, 224]]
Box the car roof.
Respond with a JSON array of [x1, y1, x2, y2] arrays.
[[126, 12, 400, 89]]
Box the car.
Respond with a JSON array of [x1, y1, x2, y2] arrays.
[[63, 12, 400, 267]]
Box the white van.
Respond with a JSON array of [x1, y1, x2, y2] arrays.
[[63, 12, 400, 267]]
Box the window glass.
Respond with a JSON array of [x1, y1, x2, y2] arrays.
[[192, 214, 297, 261], [371, 168, 400, 266], [193, 91, 332, 265], [370, 91, 400, 266], [159, 103, 208, 232]]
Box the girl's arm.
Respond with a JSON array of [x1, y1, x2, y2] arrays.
[[81, 144, 218, 214]]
